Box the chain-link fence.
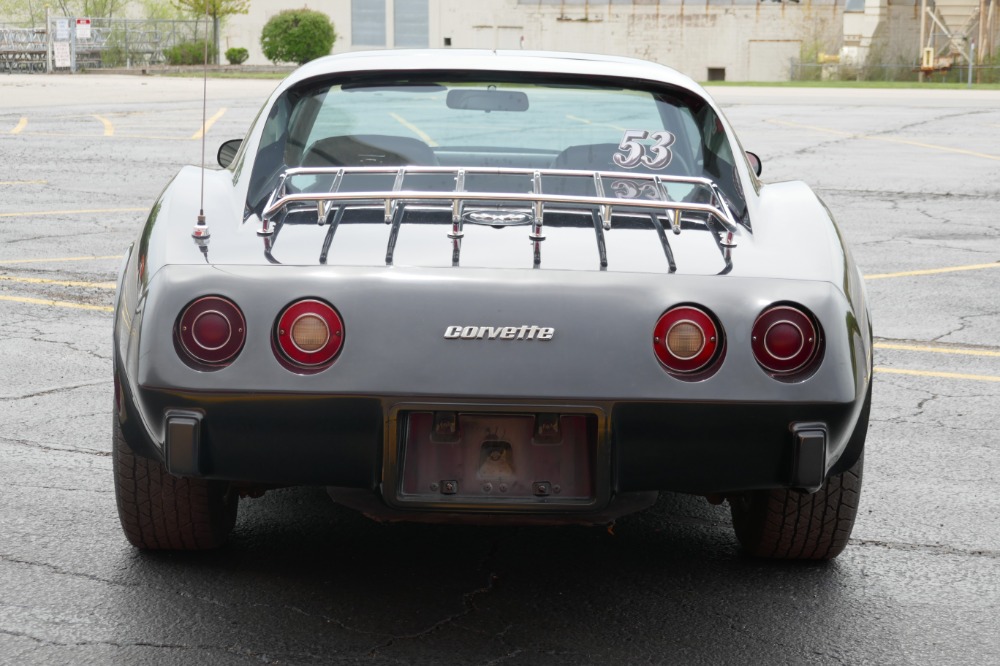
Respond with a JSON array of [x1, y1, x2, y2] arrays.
[[791, 60, 1000, 84], [1, 17, 208, 73]]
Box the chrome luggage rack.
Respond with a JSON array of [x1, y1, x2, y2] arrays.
[[257, 166, 745, 272]]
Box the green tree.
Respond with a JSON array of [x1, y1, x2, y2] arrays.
[[0, 0, 130, 24], [260, 8, 336, 66], [172, 0, 249, 64]]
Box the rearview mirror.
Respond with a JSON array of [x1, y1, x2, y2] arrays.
[[217, 139, 242, 168], [745, 151, 762, 177], [446, 89, 529, 112]]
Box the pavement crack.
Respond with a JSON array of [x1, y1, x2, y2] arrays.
[[481, 648, 525, 665], [0, 553, 242, 611], [0, 436, 110, 457], [850, 539, 998, 558], [0, 378, 106, 401], [821, 188, 995, 201], [367, 538, 503, 657], [0, 629, 270, 659], [273, 603, 391, 640], [0, 554, 123, 587], [5, 482, 114, 494]]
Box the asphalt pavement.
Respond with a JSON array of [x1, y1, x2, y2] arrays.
[[0, 74, 998, 665]]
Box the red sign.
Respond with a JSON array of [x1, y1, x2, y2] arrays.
[[76, 18, 91, 40]]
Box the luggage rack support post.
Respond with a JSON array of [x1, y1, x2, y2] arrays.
[[530, 171, 545, 267]]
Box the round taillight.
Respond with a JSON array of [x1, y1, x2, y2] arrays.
[[275, 299, 344, 369], [653, 306, 721, 375], [752, 305, 821, 376], [176, 296, 246, 368]]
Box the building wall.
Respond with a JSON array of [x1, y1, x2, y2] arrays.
[[223, 0, 853, 82], [842, 0, 922, 66]]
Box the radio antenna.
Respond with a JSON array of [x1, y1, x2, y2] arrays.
[[192, 4, 211, 240]]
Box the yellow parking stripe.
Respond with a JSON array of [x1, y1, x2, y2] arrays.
[[0, 276, 116, 289], [92, 114, 115, 137], [875, 342, 1000, 358], [0, 255, 122, 265], [389, 112, 439, 147], [0, 207, 145, 218], [10, 117, 27, 134], [768, 119, 1000, 161], [875, 367, 1000, 383], [191, 107, 227, 140], [865, 262, 1000, 280], [0, 295, 113, 312], [16, 131, 193, 141], [566, 115, 627, 132]]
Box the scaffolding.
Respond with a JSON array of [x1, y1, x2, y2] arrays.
[[919, 0, 999, 81], [1, 17, 207, 73]]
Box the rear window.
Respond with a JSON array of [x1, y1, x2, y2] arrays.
[[247, 76, 745, 220]]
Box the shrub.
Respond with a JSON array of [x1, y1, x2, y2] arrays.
[[260, 9, 336, 66], [225, 47, 249, 65], [163, 40, 217, 66]]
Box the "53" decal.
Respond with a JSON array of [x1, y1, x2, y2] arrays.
[[612, 129, 675, 170]]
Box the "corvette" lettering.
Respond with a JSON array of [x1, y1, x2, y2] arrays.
[[443, 325, 554, 341]]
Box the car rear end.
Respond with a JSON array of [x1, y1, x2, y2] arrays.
[[114, 55, 871, 541]]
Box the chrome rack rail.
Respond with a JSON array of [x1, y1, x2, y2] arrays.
[[258, 166, 742, 272]]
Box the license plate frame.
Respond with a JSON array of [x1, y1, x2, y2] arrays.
[[383, 404, 609, 512]]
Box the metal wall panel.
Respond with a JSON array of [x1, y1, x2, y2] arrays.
[[352, 0, 386, 46], [394, 0, 429, 47]]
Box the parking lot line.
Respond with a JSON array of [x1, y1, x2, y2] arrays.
[[875, 367, 1000, 383], [92, 114, 115, 137], [389, 113, 439, 147], [0, 295, 113, 312], [566, 115, 627, 132], [865, 262, 1000, 280], [15, 131, 193, 141], [191, 107, 227, 140], [0, 255, 122, 265], [0, 276, 116, 289], [768, 119, 1000, 162], [9, 117, 27, 134], [874, 342, 1000, 357], [0, 207, 145, 218]]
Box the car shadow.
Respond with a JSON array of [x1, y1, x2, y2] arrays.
[[107, 487, 894, 663]]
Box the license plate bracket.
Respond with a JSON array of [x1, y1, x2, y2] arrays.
[[391, 410, 601, 509]]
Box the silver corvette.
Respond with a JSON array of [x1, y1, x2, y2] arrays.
[[113, 50, 872, 559]]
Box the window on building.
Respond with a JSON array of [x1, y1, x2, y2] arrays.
[[352, 0, 386, 47], [394, 0, 429, 48]]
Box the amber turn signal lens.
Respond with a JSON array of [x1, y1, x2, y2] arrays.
[[666, 321, 705, 359], [290, 314, 329, 352], [275, 299, 344, 369], [653, 305, 721, 375]]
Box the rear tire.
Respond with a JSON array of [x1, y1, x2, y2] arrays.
[[730, 385, 870, 561], [113, 409, 237, 550], [730, 452, 863, 560]]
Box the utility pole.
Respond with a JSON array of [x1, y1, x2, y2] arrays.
[[919, 0, 927, 82], [45, 6, 52, 73], [978, 0, 987, 66]]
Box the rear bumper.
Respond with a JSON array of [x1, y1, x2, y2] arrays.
[[118, 379, 867, 501]]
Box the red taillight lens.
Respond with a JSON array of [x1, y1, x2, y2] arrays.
[[274, 299, 344, 370], [176, 296, 246, 368], [653, 305, 721, 375], [751, 305, 822, 377]]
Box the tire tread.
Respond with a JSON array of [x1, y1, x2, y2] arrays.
[[112, 413, 236, 550]]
